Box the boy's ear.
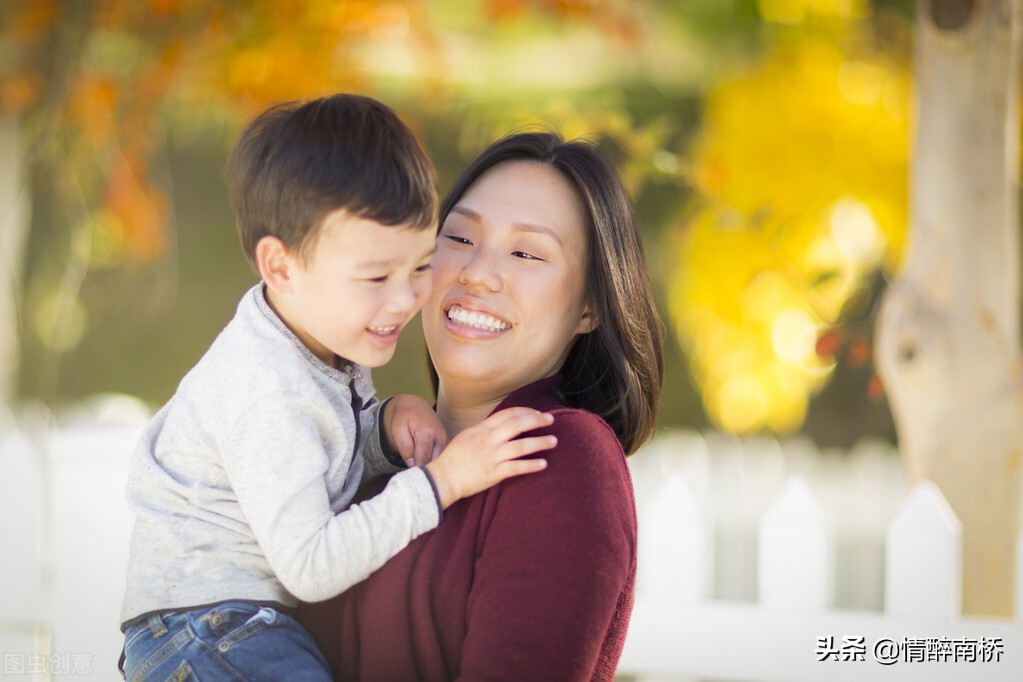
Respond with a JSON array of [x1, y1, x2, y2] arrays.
[[255, 236, 295, 293]]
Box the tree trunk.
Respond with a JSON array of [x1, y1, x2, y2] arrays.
[[876, 0, 1023, 617], [0, 118, 29, 406]]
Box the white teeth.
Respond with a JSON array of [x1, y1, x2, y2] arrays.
[[446, 305, 510, 331], [369, 325, 398, 334]]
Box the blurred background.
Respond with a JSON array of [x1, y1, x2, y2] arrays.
[[0, 0, 915, 446], [6, 1, 1023, 680]]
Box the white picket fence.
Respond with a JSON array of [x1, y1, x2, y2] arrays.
[[0, 396, 146, 681], [620, 431, 1023, 681], [1, 396, 1021, 680]]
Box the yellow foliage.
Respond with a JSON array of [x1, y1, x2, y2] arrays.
[[670, 31, 910, 434], [757, 0, 869, 24]]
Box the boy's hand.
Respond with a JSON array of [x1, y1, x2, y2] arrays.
[[383, 394, 448, 468], [425, 407, 556, 509]]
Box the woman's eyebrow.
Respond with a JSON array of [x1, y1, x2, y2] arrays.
[[451, 205, 563, 246], [449, 205, 481, 221], [511, 222, 563, 247]]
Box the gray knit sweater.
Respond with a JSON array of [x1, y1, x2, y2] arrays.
[[120, 283, 440, 626]]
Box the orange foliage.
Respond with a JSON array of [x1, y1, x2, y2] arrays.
[[3, 0, 641, 271], [10, 0, 59, 41], [1, 0, 423, 264], [867, 373, 885, 402], [102, 152, 168, 261], [484, 0, 641, 45]]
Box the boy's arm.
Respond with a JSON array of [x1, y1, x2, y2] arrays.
[[220, 394, 551, 604], [221, 393, 441, 603], [359, 396, 407, 483], [353, 369, 407, 483]]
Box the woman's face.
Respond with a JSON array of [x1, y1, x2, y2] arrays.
[[424, 160, 596, 400]]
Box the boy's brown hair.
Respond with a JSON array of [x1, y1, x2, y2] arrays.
[[226, 94, 438, 266]]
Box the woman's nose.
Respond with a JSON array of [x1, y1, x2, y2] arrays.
[[458, 249, 502, 292]]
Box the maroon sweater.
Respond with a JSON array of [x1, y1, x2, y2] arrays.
[[297, 375, 637, 681]]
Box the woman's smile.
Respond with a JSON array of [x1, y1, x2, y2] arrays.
[[443, 299, 513, 338]]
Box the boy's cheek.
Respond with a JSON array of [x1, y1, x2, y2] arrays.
[[414, 277, 433, 304]]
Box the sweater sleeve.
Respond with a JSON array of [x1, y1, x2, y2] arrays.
[[457, 410, 636, 681], [220, 393, 440, 603], [359, 396, 407, 482]]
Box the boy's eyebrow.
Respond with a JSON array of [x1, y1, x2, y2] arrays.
[[450, 205, 563, 246], [356, 244, 436, 270], [356, 258, 399, 269]]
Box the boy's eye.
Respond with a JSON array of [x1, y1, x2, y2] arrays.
[[366, 276, 388, 283], [414, 263, 432, 274]]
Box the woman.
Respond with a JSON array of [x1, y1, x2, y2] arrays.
[[298, 132, 663, 681]]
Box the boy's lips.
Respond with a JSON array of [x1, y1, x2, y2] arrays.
[[367, 323, 401, 344]]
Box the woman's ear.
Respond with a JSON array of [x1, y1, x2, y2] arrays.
[[255, 236, 295, 294], [576, 304, 599, 335]]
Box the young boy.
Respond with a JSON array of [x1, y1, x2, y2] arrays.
[[119, 94, 554, 681]]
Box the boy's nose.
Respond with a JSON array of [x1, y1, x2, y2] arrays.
[[385, 283, 421, 315]]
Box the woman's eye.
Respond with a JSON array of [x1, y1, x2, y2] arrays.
[[366, 276, 388, 283], [414, 263, 432, 274], [512, 251, 543, 261], [444, 234, 473, 246]]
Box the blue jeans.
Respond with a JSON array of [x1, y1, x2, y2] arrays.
[[120, 601, 331, 681]]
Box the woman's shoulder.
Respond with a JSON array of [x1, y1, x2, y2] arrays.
[[544, 406, 621, 454], [527, 407, 631, 491], [495, 376, 629, 481], [487, 403, 636, 547]]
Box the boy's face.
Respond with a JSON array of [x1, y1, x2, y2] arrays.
[[271, 209, 436, 368]]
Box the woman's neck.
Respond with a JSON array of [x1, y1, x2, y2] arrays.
[[435, 383, 507, 437]]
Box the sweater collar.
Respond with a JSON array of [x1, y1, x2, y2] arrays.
[[249, 282, 362, 384], [490, 373, 566, 415]]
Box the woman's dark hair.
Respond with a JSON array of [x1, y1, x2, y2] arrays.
[[226, 93, 438, 266], [431, 132, 664, 455]]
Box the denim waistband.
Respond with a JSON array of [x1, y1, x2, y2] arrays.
[[120, 599, 293, 633]]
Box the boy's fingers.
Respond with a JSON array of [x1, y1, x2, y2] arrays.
[[393, 426, 415, 459], [430, 439, 444, 462], [483, 407, 543, 430], [411, 429, 432, 466], [499, 435, 558, 460], [497, 458, 548, 479], [491, 411, 555, 442]]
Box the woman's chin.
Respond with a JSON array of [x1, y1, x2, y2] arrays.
[[434, 358, 502, 385]]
